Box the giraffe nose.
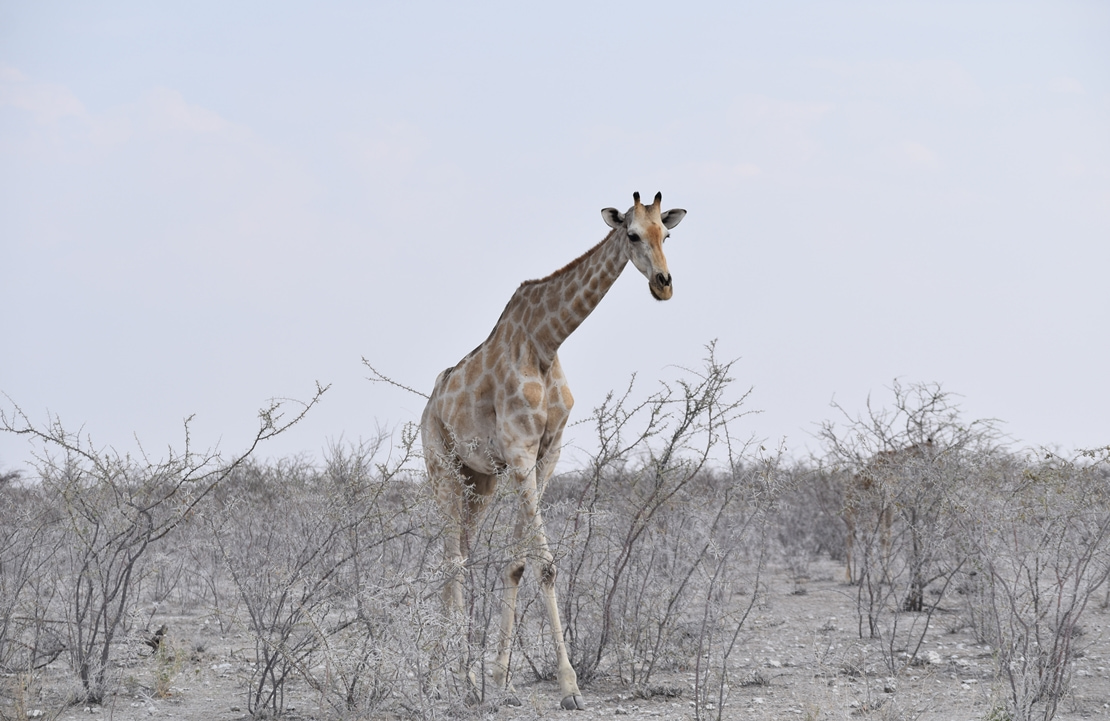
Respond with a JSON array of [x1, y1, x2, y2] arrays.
[[656, 273, 672, 288]]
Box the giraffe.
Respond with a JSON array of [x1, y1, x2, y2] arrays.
[[420, 192, 686, 710], [843, 439, 937, 586]]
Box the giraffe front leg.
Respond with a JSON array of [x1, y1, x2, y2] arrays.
[[492, 556, 525, 706], [443, 525, 466, 613], [515, 477, 584, 710], [440, 523, 482, 705], [533, 555, 584, 710]]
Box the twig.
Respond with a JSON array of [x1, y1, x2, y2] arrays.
[[362, 359, 429, 400]]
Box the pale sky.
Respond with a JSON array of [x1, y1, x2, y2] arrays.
[[2, 2, 1108, 473]]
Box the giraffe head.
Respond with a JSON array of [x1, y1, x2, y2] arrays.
[[601, 191, 687, 300]]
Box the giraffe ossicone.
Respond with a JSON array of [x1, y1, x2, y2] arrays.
[[420, 192, 687, 710]]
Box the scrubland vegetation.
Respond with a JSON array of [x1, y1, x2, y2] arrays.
[[1, 355, 1108, 721]]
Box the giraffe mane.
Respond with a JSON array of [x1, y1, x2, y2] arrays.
[[517, 229, 618, 288]]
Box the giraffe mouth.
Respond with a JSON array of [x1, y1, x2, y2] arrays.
[[649, 283, 674, 301]]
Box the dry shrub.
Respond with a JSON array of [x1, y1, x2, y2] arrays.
[[0, 387, 325, 705], [820, 381, 1000, 671], [7, 366, 1105, 721], [955, 447, 1110, 721]]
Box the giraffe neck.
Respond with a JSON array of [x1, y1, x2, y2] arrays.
[[502, 229, 628, 368]]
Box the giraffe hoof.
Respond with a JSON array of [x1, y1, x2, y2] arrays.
[[503, 694, 522, 707], [560, 694, 586, 710]]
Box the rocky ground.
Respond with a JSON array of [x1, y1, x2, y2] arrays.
[[7, 559, 1110, 721]]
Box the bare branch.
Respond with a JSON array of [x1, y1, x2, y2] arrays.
[[362, 358, 429, 399]]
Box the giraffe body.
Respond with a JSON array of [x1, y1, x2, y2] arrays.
[[843, 439, 936, 584], [421, 192, 686, 709]]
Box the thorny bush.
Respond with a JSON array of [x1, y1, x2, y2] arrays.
[[2, 370, 1108, 721]]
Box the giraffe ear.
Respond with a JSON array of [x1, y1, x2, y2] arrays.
[[601, 208, 625, 229], [661, 208, 687, 229]]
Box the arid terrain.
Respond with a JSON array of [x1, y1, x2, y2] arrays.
[[8, 559, 1109, 721], [4, 378, 1108, 721]]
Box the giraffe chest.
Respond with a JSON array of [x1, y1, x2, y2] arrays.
[[436, 359, 573, 471], [492, 368, 571, 452]]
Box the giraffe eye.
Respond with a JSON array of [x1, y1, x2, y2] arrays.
[[628, 232, 641, 243]]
